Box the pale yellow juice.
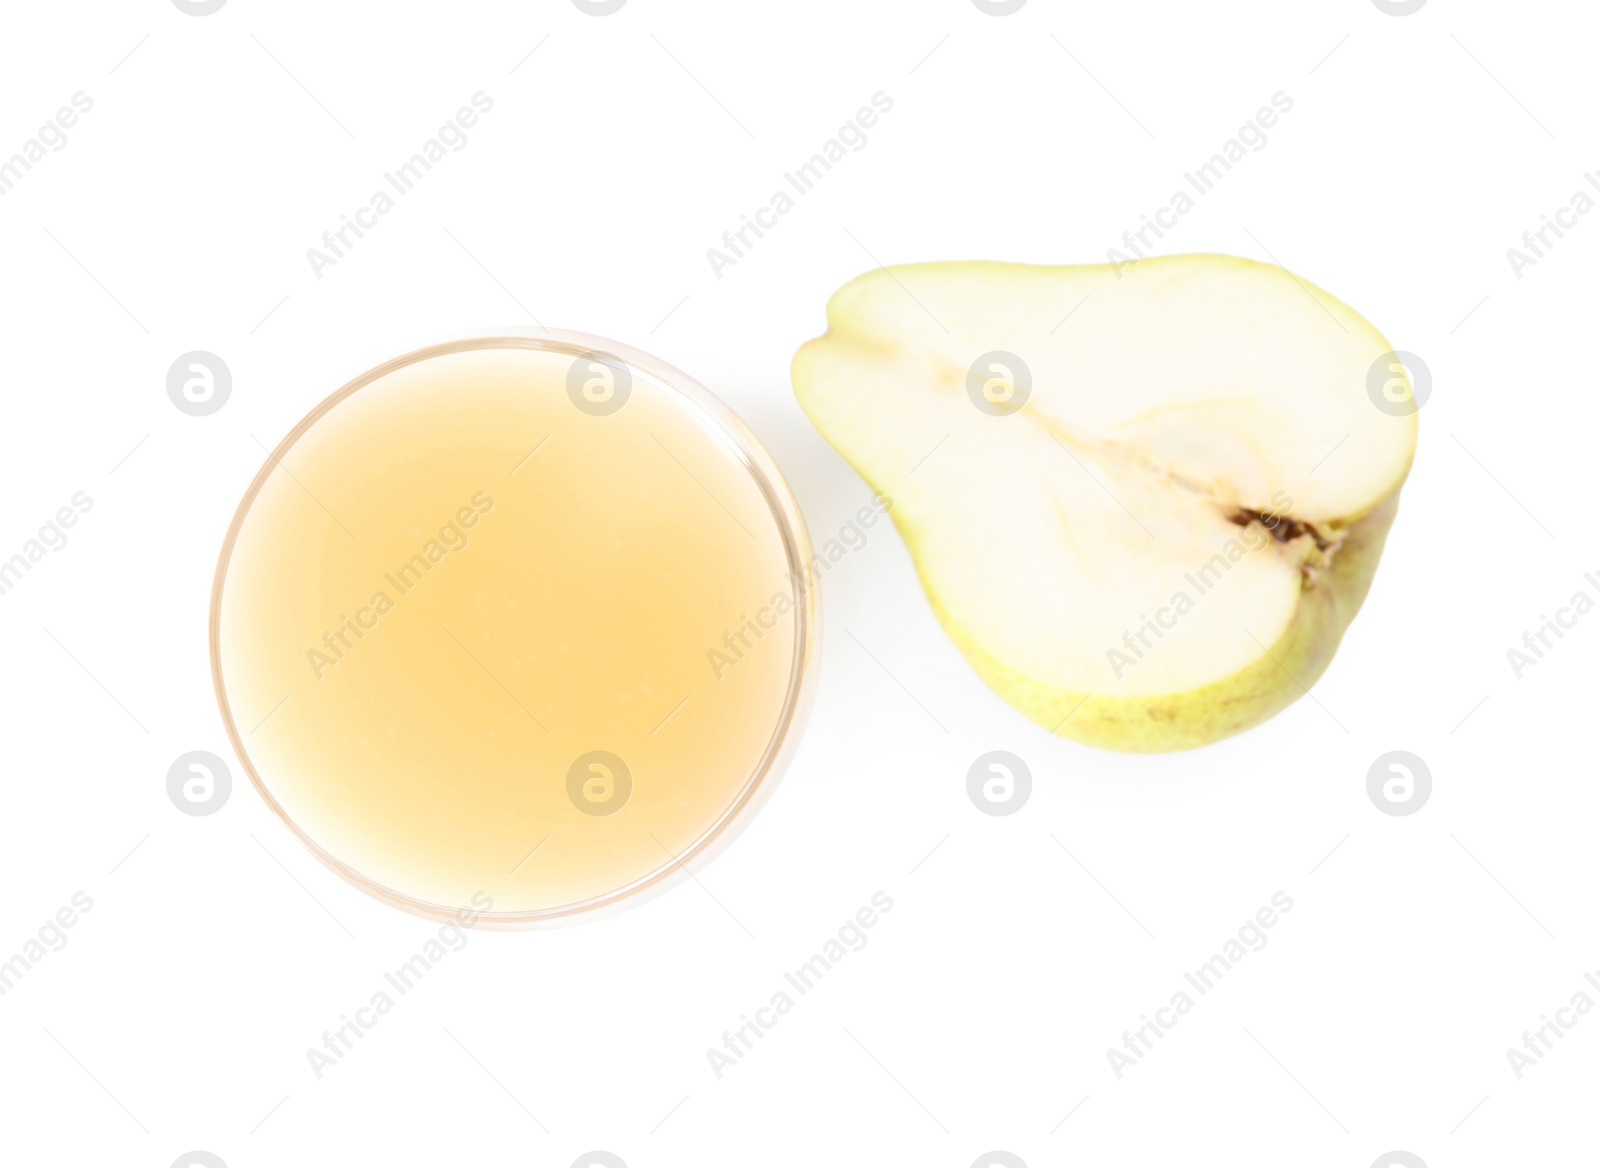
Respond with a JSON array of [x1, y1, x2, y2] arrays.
[[213, 340, 807, 920]]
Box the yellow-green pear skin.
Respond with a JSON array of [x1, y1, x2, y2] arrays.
[[935, 491, 1399, 752], [793, 255, 1417, 753]]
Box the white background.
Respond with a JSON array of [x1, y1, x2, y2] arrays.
[[0, 1, 1594, 1165]]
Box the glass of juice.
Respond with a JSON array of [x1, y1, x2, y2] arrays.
[[210, 331, 817, 926]]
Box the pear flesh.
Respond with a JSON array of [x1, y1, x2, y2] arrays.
[[792, 255, 1417, 752]]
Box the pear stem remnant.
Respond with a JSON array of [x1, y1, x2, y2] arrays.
[[1226, 507, 1328, 548], [1227, 507, 1342, 584]]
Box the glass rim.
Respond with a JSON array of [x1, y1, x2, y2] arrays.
[[209, 328, 819, 929]]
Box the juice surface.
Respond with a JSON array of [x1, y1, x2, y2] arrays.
[[215, 344, 802, 916]]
